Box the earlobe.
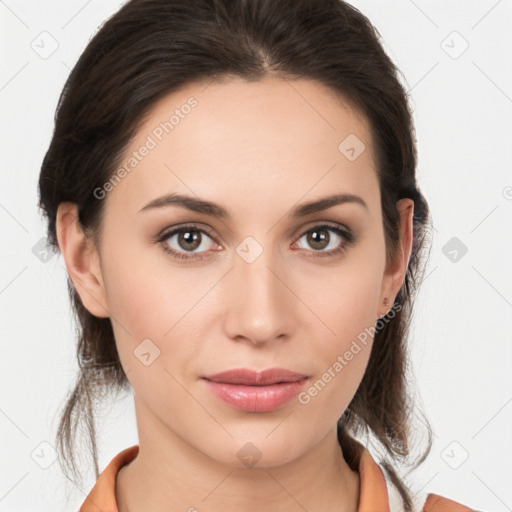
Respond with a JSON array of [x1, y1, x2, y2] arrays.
[[379, 198, 415, 317], [55, 202, 110, 318]]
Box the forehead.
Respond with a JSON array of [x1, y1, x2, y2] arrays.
[[103, 75, 378, 219]]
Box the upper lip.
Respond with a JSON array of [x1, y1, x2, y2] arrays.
[[202, 368, 308, 386]]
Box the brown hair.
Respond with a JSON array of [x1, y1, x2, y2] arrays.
[[38, 0, 433, 509]]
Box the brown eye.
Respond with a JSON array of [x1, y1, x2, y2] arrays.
[[158, 224, 218, 261], [294, 224, 355, 258], [305, 228, 331, 250], [175, 229, 202, 251]]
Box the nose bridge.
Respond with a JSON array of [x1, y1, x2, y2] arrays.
[[223, 237, 293, 343]]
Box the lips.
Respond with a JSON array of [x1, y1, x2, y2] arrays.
[[201, 368, 310, 412], [202, 368, 308, 386]]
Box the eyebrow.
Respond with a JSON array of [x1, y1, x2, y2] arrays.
[[138, 192, 368, 218]]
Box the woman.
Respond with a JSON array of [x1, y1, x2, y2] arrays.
[[37, 0, 475, 510]]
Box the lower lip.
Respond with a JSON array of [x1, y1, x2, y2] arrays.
[[203, 378, 308, 412]]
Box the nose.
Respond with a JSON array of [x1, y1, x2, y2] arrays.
[[222, 245, 296, 347]]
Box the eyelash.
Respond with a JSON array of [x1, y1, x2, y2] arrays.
[[155, 222, 355, 262]]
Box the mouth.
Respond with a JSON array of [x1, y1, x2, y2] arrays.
[[201, 368, 309, 412]]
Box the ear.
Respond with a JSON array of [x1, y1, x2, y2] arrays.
[[55, 202, 110, 318], [378, 198, 414, 317]]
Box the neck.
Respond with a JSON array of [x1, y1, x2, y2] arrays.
[[116, 401, 360, 512]]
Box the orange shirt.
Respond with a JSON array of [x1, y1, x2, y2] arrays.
[[79, 445, 474, 512]]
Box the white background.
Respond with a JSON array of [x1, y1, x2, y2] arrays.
[[1, 1, 511, 511]]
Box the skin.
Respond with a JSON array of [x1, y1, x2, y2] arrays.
[[56, 75, 414, 512]]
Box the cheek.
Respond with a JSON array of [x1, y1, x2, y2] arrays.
[[296, 252, 383, 411], [312, 258, 383, 341], [98, 240, 171, 365], [100, 241, 212, 374], [298, 343, 371, 428], [101, 233, 185, 331], [298, 281, 377, 420]]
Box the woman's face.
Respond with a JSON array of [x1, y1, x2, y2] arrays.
[[62, 75, 412, 468]]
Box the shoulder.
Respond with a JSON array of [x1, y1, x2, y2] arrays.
[[421, 492, 476, 512], [79, 445, 139, 512], [384, 469, 475, 512], [353, 441, 476, 512]]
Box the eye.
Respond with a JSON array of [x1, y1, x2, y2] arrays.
[[157, 224, 219, 261], [155, 222, 355, 261], [292, 223, 355, 258]]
